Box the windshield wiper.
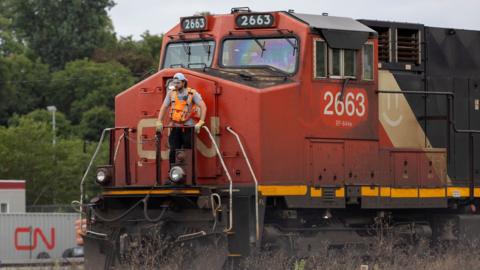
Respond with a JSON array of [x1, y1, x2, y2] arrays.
[[202, 41, 212, 60], [244, 31, 267, 57], [284, 38, 298, 56], [182, 43, 191, 62], [252, 39, 266, 57]]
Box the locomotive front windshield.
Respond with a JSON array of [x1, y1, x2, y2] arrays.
[[163, 41, 215, 68], [221, 37, 298, 73]]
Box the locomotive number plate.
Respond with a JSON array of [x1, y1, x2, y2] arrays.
[[321, 89, 369, 128], [181, 16, 207, 32], [235, 13, 275, 28]]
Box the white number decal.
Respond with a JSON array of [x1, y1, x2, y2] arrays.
[[241, 15, 248, 26], [257, 15, 264, 25], [323, 91, 366, 117], [345, 92, 355, 116], [183, 18, 206, 31], [334, 93, 345, 115], [238, 14, 273, 27], [324, 91, 334, 115], [356, 93, 366, 116], [264, 15, 271, 25]]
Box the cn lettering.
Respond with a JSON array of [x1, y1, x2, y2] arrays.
[[14, 227, 56, 251]]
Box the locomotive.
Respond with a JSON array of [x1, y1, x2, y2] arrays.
[[80, 7, 480, 269]]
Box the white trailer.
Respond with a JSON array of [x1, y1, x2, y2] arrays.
[[0, 213, 81, 265]]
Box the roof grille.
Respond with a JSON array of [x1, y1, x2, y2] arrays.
[[375, 27, 391, 63], [396, 28, 420, 64]]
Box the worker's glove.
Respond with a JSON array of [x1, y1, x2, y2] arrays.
[[194, 120, 205, 134], [155, 120, 163, 133]]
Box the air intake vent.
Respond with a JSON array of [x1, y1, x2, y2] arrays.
[[396, 28, 420, 64], [322, 188, 336, 202], [375, 27, 390, 63]]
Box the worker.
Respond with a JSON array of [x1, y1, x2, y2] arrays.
[[156, 73, 207, 164]]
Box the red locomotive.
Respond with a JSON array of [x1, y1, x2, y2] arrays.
[[81, 7, 480, 269]]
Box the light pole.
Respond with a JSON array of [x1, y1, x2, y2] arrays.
[[46, 106, 57, 146]]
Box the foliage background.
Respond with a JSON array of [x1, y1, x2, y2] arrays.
[[0, 0, 163, 206]]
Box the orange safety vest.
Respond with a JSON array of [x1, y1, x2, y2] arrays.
[[169, 88, 199, 123]]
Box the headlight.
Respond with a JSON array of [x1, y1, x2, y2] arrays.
[[95, 167, 111, 185], [169, 166, 185, 183]]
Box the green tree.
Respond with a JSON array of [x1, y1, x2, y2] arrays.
[[0, 55, 51, 125], [79, 106, 114, 141], [47, 59, 134, 123], [92, 31, 163, 76], [8, 109, 74, 138], [0, 116, 107, 205], [0, 7, 24, 57], [8, 0, 116, 69]]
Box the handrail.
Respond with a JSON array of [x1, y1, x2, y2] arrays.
[[202, 126, 234, 232], [155, 131, 162, 185], [79, 128, 113, 214], [73, 126, 127, 233], [226, 126, 260, 241], [113, 133, 125, 162]]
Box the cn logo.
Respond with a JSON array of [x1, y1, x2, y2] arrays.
[[14, 227, 56, 251], [382, 94, 403, 127]]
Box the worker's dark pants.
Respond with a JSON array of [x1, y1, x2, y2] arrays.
[[168, 127, 193, 164]]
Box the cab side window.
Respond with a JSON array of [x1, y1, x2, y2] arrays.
[[362, 43, 374, 80], [329, 48, 342, 77], [314, 39, 327, 78], [329, 48, 356, 79], [314, 38, 374, 81], [343, 49, 356, 77]]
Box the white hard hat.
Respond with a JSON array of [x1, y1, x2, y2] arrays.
[[173, 72, 187, 81]]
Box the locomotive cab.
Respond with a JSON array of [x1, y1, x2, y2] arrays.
[[100, 10, 380, 189]]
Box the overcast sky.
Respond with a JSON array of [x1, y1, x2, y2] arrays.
[[109, 0, 480, 39]]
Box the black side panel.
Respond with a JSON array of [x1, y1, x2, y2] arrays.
[[470, 79, 480, 181], [452, 78, 470, 182], [426, 28, 480, 78], [426, 76, 451, 149], [469, 78, 480, 130], [425, 27, 480, 184]]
